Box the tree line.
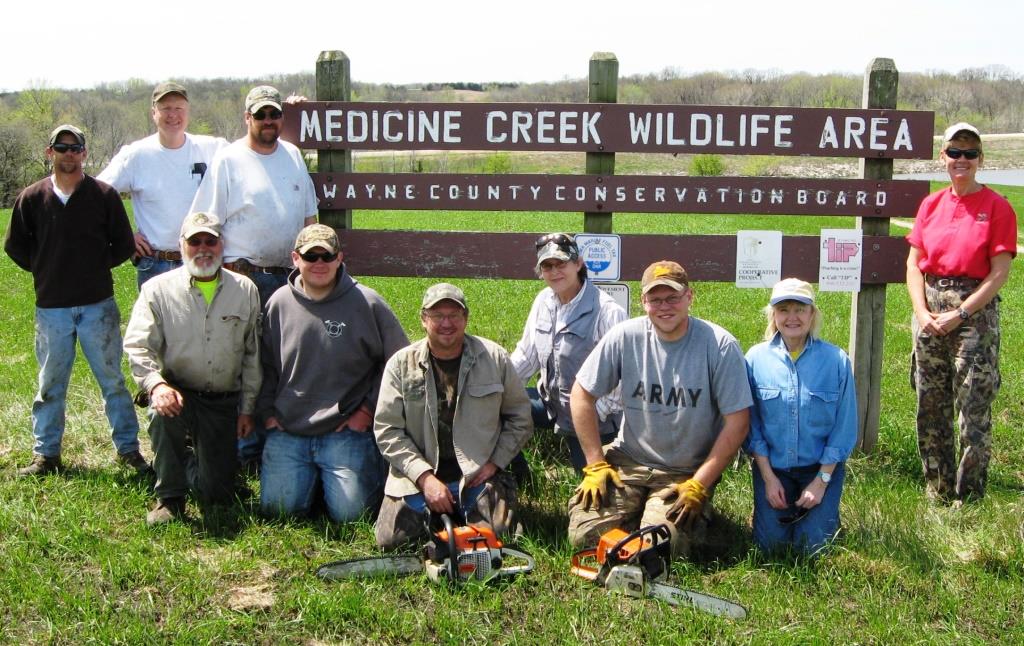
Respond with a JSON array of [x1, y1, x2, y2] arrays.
[[1, 66, 1021, 206]]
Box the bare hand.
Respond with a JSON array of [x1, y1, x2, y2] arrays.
[[134, 231, 153, 258], [336, 404, 372, 432], [284, 94, 308, 104], [796, 479, 827, 509], [264, 415, 283, 430], [151, 383, 184, 417], [237, 414, 254, 438], [418, 472, 456, 514], [467, 461, 498, 488], [762, 471, 788, 510]]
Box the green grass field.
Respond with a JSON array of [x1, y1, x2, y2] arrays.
[[1, 186, 1022, 644]]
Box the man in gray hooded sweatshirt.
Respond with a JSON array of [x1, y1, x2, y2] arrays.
[[257, 224, 408, 522]]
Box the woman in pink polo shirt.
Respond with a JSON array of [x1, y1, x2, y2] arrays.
[[906, 122, 1017, 504]]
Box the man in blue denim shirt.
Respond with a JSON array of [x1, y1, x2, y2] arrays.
[[745, 278, 857, 556]]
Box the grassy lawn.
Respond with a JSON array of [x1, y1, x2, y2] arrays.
[[1, 186, 1022, 644]]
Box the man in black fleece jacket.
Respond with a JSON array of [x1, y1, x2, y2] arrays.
[[4, 124, 145, 477]]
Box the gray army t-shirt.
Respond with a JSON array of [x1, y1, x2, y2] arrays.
[[575, 316, 752, 473]]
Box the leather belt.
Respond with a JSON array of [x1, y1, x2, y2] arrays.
[[152, 250, 182, 261], [924, 274, 979, 289], [223, 259, 290, 275], [191, 390, 239, 401]]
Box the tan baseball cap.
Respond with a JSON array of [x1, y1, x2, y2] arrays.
[[48, 124, 85, 147], [153, 81, 188, 103], [641, 260, 689, 294], [180, 212, 222, 239]]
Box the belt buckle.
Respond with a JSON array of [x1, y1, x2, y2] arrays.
[[937, 278, 953, 288]]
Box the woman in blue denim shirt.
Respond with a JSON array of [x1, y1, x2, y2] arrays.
[[745, 278, 857, 556]]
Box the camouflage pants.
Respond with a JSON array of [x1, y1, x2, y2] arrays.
[[566, 449, 710, 559], [374, 471, 519, 551], [911, 279, 1000, 501]]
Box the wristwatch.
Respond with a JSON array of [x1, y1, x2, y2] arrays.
[[958, 307, 970, 320], [817, 471, 832, 484]]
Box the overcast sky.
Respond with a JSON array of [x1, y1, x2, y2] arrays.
[[3, 0, 1021, 92]]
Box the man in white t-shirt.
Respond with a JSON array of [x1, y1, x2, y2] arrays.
[[98, 82, 227, 288], [188, 85, 318, 308], [189, 85, 319, 471], [568, 261, 752, 558]]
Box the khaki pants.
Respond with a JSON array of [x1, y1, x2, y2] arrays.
[[567, 450, 709, 559]]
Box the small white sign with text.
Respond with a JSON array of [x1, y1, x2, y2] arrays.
[[818, 228, 863, 292], [735, 230, 782, 288], [576, 234, 621, 282]]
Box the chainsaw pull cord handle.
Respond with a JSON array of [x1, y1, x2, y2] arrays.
[[442, 512, 457, 582], [606, 525, 671, 566]]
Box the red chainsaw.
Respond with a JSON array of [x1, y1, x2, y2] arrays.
[[571, 524, 747, 619], [317, 513, 535, 584]]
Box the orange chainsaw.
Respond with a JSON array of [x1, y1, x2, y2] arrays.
[[571, 524, 747, 619], [317, 513, 534, 584]]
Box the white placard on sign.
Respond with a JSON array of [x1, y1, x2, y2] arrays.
[[576, 234, 621, 282], [735, 230, 783, 288], [818, 229, 863, 292], [596, 282, 630, 317]]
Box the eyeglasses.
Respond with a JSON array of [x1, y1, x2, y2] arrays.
[[186, 235, 220, 247], [51, 143, 85, 153], [778, 507, 810, 526], [423, 312, 466, 323], [539, 260, 570, 273], [535, 233, 575, 250], [299, 251, 338, 263], [945, 147, 980, 160], [251, 108, 283, 121], [644, 294, 686, 308]]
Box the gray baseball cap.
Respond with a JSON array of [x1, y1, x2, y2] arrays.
[[48, 124, 85, 147], [422, 283, 468, 310]]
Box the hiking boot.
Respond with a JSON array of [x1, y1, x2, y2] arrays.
[[147, 498, 186, 526], [18, 454, 62, 477], [117, 450, 153, 475]]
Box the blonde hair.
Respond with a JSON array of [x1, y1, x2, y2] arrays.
[[762, 301, 823, 342]]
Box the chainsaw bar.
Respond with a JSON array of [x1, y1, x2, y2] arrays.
[[316, 555, 424, 581], [648, 581, 748, 619]]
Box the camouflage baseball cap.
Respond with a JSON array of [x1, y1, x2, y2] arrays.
[[245, 85, 282, 114], [422, 283, 468, 310], [180, 212, 222, 239], [48, 124, 85, 147], [294, 224, 340, 254], [152, 81, 188, 103], [641, 260, 689, 294]]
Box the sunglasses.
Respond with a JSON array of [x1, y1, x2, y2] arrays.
[[778, 507, 810, 526], [252, 108, 283, 121], [945, 147, 980, 160], [51, 143, 85, 153], [186, 235, 220, 247], [535, 233, 575, 250], [299, 251, 338, 263]]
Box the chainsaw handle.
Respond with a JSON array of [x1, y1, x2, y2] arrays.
[[498, 547, 536, 577], [606, 525, 671, 566], [442, 513, 457, 581], [569, 548, 600, 581]]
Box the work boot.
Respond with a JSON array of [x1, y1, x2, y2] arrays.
[[117, 450, 153, 475], [146, 498, 186, 526], [17, 454, 62, 477]]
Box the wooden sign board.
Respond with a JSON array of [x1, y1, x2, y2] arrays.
[[284, 102, 934, 158], [311, 173, 930, 218]]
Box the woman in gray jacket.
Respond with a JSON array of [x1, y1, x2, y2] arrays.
[[511, 233, 626, 470]]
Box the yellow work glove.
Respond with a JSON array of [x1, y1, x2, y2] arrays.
[[573, 460, 624, 511], [659, 478, 708, 528]]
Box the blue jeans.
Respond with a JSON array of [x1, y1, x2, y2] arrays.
[[237, 271, 289, 463], [260, 427, 386, 522], [402, 482, 487, 518], [32, 297, 140, 457], [751, 462, 846, 556], [134, 256, 181, 289]]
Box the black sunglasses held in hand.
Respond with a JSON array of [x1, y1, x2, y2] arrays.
[[779, 507, 810, 525], [945, 147, 980, 160], [51, 143, 84, 153], [299, 251, 338, 263]]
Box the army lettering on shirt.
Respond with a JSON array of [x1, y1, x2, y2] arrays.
[[630, 381, 701, 408]]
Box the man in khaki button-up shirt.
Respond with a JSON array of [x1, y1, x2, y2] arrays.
[[124, 212, 261, 526], [374, 283, 532, 549]]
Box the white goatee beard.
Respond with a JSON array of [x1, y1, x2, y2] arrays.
[[186, 253, 222, 279]]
